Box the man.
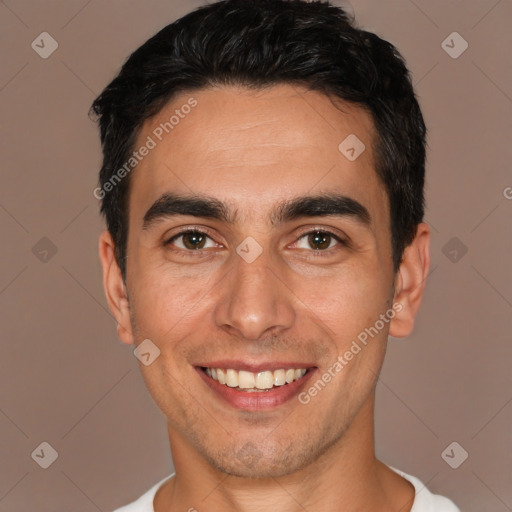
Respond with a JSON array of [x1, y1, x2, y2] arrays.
[[91, 0, 460, 510]]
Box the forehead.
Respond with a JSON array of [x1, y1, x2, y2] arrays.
[[129, 84, 387, 223]]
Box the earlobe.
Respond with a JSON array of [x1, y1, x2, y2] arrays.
[[98, 230, 134, 345], [388, 223, 431, 339]]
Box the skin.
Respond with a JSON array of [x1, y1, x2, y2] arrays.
[[99, 84, 430, 511]]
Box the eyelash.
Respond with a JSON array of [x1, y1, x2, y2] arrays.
[[164, 227, 348, 257]]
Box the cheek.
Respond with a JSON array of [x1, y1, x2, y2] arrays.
[[291, 262, 391, 341], [128, 258, 223, 342]]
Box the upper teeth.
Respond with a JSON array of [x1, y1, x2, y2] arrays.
[[205, 368, 307, 390]]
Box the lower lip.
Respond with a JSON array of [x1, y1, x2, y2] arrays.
[[196, 367, 316, 411]]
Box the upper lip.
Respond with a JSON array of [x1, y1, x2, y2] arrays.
[[197, 360, 316, 373]]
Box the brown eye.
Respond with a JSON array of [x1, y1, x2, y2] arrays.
[[307, 231, 333, 250], [295, 230, 341, 251], [166, 230, 216, 251], [182, 232, 207, 250]]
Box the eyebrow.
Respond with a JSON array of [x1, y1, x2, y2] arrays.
[[142, 192, 371, 230]]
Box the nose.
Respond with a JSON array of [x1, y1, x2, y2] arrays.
[[213, 250, 296, 341]]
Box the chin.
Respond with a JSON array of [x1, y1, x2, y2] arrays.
[[199, 438, 322, 479]]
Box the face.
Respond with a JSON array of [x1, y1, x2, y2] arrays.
[[101, 84, 426, 478]]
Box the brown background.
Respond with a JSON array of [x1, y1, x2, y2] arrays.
[[1, 0, 511, 510]]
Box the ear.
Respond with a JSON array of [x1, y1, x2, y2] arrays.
[[388, 223, 431, 338], [98, 230, 134, 345]]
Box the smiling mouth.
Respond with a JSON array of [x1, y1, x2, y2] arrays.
[[201, 367, 309, 392]]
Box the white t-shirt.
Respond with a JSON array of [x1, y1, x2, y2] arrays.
[[112, 466, 460, 511]]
